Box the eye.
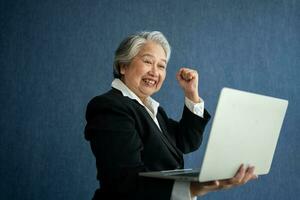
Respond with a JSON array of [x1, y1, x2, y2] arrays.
[[143, 59, 153, 64], [159, 65, 166, 69]]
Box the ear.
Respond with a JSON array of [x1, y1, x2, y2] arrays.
[[119, 64, 127, 75]]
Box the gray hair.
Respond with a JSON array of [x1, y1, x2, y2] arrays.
[[113, 31, 171, 78]]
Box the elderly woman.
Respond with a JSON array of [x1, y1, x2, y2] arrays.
[[84, 31, 257, 200]]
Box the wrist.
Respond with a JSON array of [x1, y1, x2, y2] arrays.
[[190, 182, 197, 197], [185, 93, 201, 103], [190, 182, 207, 197]]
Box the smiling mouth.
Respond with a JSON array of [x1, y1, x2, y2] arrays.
[[142, 78, 157, 87]]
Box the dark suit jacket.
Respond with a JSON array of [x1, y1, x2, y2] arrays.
[[84, 88, 211, 200]]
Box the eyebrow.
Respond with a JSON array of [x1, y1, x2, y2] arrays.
[[141, 53, 167, 63]]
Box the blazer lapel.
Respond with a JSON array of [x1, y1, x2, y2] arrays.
[[130, 98, 182, 161]]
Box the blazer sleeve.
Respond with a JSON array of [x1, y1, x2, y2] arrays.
[[84, 96, 174, 200], [159, 105, 211, 154]]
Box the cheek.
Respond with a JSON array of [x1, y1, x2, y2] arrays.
[[160, 71, 166, 82], [135, 66, 148, 77], [156, 73, 166, 88]]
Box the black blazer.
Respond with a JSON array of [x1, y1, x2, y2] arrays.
[[84, 88, 211, 200]]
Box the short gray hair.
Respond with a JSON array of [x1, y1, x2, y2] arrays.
[[113, 31, 171, 78]]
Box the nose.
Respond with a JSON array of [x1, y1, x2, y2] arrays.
[[148, 65, 159, 77]]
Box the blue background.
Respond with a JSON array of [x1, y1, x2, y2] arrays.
[[1, 0, 299, 199]]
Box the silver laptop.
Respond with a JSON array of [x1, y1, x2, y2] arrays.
[[139, 87, 288, 182]]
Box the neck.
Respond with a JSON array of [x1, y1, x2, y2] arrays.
[[139, 96, 148, 105]]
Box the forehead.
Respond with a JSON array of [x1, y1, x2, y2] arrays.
[[138, 42, 166, 60]]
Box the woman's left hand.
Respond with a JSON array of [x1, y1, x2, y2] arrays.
[[190, 164, 258, 197], [176, 67, 201, 103]]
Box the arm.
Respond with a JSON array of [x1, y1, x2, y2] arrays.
[[160, 105, 210, 154], [163, 68, 210, 153]]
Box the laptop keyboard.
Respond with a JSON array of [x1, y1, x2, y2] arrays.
[[162, 169, 200, 177], [168, 172, 200, 177]]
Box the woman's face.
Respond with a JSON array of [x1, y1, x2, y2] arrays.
[[120, 41, 167, 102]]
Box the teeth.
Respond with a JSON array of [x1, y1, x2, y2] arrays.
[[143, 79, 156, 85]]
